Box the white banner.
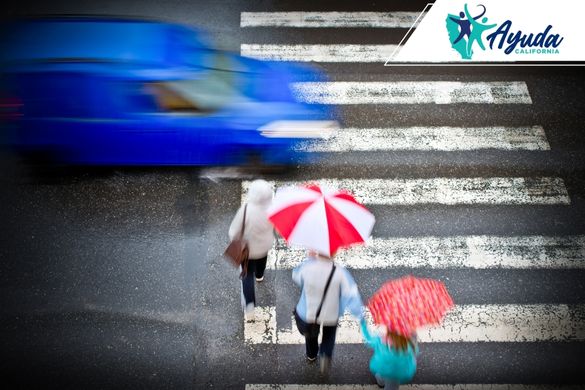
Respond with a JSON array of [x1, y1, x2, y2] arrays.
[[391, 0, 583, 62]]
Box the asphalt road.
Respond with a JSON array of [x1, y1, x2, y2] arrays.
[[1, 1, 585, 389]]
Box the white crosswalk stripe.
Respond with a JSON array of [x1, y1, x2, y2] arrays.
[[242, 178, 570, 205], [245, 305, 585, 345], [294, 126, 550, 151], [267, 235, 585, 270], [240, 12, 424, 28], [241, 44, 399, 63], [246, 386, 585, 390], [291, 81, 533, 104], [240, 11, 421, 63]]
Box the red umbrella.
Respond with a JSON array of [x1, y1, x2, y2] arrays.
[[266, 183, 375, 257], [367, 275, 454, 337]]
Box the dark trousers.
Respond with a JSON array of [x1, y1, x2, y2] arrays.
[[241, 256, 267, 306], [305, 324, 337, 359]]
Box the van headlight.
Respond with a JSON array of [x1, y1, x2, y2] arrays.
[[259, 120, 338, 139]]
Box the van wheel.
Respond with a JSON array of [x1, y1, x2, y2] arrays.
[[19, 149, 74, 179], [247, 152, 294, 175], [246, 151, 263, 168], [20, 150, 56, 166]]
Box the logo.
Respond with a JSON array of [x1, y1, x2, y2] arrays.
[[446, 4, 496, 59], [446, 3, 564, 60]]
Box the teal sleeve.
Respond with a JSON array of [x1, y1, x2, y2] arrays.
[[360, 319, 374, 346], [411, 339, 420, 356], [339, 268, 364, 319]]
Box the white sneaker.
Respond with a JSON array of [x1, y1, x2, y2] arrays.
[[244, 303, 255, 322]]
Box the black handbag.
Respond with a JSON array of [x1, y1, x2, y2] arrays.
[[293, 264, 336, 338]]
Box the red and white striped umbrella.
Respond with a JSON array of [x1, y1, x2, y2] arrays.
[[267, 183, 375, 257]]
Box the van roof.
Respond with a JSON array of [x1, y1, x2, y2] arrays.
[[0, 17, 213, 69]]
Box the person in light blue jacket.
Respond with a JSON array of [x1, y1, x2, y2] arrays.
[[293, 251, 364, 375], [360, 320, 418, 390]]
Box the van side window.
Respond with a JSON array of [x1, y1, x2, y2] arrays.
[[146, 82, 209, 113], [120, 82, 159, 113], [144, 68, 239, 114]]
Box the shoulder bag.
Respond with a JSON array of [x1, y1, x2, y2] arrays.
[[293, 264, 337, 338], [223, 205, 250, 278]]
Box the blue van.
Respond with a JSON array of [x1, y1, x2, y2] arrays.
[[0, 17, 337, 166]]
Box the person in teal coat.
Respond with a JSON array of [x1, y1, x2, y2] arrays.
[[360, 319, 419, 389]]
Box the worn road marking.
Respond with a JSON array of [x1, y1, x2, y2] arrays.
[[294, 126, 550, 152], [245, 305, 585, 344], [291, 81, 532, 104], [266, 235, 585, 270], [245, 306, 277, 344], [242, 178, 570, 205], [241, 12, 424, 28], [241, 44, 399, 62], [246, 385, 585, 390]]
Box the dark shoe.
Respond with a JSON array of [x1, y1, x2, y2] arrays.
[[319, 356, 331, 375], [306, 355, 317, 363], [255, 276, 264, 282], [375, 375, 385, 388]]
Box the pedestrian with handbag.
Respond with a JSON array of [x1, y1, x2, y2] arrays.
[[228, 179, 274, 321], [292, 250, 364, 375]]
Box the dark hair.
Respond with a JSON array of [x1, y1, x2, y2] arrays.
[[387, 330, 414, 352]]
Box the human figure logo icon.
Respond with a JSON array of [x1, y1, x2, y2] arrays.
[[446, 3, 496, 59]]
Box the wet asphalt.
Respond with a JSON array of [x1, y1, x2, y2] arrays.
[[1, 0, 585, 389]]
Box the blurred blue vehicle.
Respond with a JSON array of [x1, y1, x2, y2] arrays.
[[0, 17, 337, 166]]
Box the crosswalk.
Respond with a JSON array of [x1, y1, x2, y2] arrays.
[[240, 11, 424, 63], [241, 44, 399, 63], [265, 236, 585, 270], [238, 3, 582, 388], [245, 304, 585, 344], [294, 126, 550, 152], [246, 386, 584, 390], [240, 12, 424, 28], [291, 82, 533, 104], [240, 11, 421, 63], [243, 178, 570, 205]]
